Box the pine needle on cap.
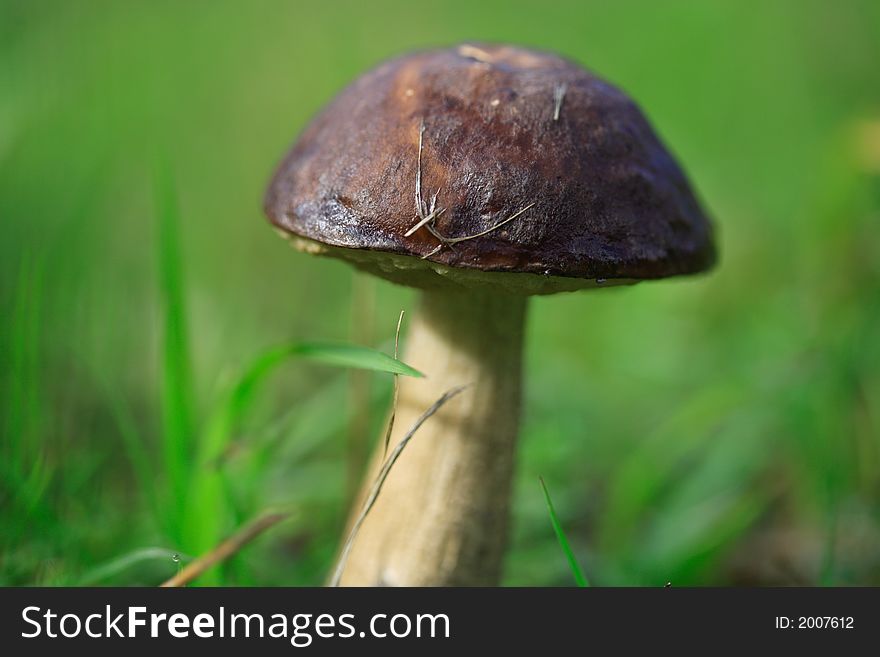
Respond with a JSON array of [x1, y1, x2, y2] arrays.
[[406, 121, 536, 257], [553, 83, 567, 121]]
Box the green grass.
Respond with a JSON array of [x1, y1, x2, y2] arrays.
[[539, 477, 589, 587], [1, 254, 52, 548], [78, 547, 190, 586], [155, 161, 197, 546], [152, 166, 424, 584], [1, 0, 879, 586]]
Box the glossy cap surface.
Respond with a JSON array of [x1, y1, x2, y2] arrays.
[[265, 44, 716, 292]]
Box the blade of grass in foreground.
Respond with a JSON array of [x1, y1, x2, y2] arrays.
[[6, 253, 43, 478], [281, 342, 422, 378], [154, 162, 195, 543], [539, 476, 590, 587], [102, 378, 160, 524], [200, 341, 423, 465], [184, 340, 423, 584], [78, 548, 191, 586], [2, 253, 55, 545]]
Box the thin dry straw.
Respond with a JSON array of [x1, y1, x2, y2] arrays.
[[407, 121, 534, 258], [160, 512, 289, 587], [553, 83, 567, 121], [329, 384, 469, 586], [440, 202, 536, 245], [404, 207, 445, 237], [414, 121, 433, 221], [382, 310, 405, 457]]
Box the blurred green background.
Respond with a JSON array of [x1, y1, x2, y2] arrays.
[[2, 0, 879, 586]]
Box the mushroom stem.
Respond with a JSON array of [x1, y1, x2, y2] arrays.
[[339, 287, 528, 586]]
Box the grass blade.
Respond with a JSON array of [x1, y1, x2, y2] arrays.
[[539, 476, 590, 587], [182, 339, 423, 584], [154, 162, 195, 541], [382, 311, 405, 457], [345, 273, 376, 504], [5, 253, 43, 477], [285, 342, 423, 378], [201, 341, 423, 465], [1, 253, 55, 545], [78, 548, 191, 585], [102, 379, 160, 524]]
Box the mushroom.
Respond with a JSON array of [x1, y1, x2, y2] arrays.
[[264, 44, 715, 586]]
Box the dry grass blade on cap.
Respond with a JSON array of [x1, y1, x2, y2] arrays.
[[407, 121, 535, 258], [441, 202, 536, 245], [553, 83, 567, 121]]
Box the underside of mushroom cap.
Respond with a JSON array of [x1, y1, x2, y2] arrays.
[[265, 43, 716, 293]]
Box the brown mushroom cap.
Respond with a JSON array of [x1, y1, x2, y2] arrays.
[[265, 43, 716, 294]]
